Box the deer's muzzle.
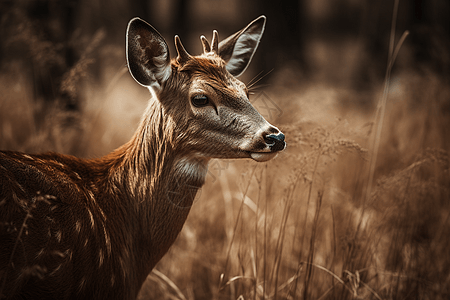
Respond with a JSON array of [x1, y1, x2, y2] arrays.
[[264, 133, 286, 152], [247, 127, 286, 162]]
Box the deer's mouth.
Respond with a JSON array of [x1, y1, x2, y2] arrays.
[[248, 151, 279, 162]]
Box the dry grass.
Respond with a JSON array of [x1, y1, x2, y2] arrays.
[[1, 6, 450, 300], [136, 64, 450, 299]]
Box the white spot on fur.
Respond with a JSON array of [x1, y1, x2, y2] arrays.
[[15, 182, 26, 194], [22, 154, 34, 160], [88, 191, 107, 221], [119, 257, 127, 280], [98, 249, 104, 268], [88, 190, 95, 201], [54, 251, 66, 258], [55, 230, 62, 243], [78, 276, 86, 293], [65, 249, 73, 261], [50, 264, 62, 276], [75, 220, 81, 233], [102, 224, 111, 256], [52, 160, 65, 168], [98, 207, 106, 222], [36, 248, 45, 259], [87, 210, 95, 229], [90, 183, 98, 193], [73, 172, 82, 180]]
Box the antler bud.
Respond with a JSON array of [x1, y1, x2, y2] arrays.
[[175, 35, 191, 64], [200, 35, 211, 54], [211, 30, 219, 54]]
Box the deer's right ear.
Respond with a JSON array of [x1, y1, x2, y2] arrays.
[[126, 18, 171, 90], [218, 16, 266, 77]]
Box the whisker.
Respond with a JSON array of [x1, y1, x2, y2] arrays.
[[247, 70, 266, 87], [247, 69, 274, 90], [248, 83, 271, 93]]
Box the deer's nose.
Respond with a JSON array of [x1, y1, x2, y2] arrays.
[[264, 132, 286, 152]]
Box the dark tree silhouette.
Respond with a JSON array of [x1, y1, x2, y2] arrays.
[[253, 0, 308, 76], [0, 1, 81, 124], [355, 0, 450, 89], [407, 0, 450, 77]]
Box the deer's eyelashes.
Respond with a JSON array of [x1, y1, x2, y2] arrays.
[[191, 94, 209, 108]]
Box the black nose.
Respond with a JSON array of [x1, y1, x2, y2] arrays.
[[264, 133, 286, 152]]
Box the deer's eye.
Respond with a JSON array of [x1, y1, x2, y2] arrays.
[[191, 95, 209, 107]]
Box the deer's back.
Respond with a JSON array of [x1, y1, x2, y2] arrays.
[[0, 151, 134, 299]]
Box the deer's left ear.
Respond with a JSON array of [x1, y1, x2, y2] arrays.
[[219, 16, 266, 77], [126, 17, 171, 91]]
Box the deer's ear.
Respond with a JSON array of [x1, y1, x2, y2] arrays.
[[126, 18, 171, 89], [219, 16, 266, 77]]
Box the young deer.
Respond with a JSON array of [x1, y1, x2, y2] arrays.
[[0, 16, 285, 299]]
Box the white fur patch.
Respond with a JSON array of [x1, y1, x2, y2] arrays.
[[174, 157, 209, 185]]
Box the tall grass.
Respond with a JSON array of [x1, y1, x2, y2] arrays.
[[142, 68, 449, 299], [1, 3, 450, 299]]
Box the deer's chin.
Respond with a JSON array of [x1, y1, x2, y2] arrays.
[[249, 152, 278, 162]]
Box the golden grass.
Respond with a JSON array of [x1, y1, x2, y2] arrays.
[[136, 65, 450, 299]]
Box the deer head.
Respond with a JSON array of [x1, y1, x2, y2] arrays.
[[126, 16, 285, 168]]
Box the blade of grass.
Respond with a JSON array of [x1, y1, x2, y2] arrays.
[[150, 269, 187, 300], [355, 0, 409, 278], [303, 190, 323, 300], [364, 0, 410, 206], [270, 184, 294, 300], [220, 164, 258, 290]]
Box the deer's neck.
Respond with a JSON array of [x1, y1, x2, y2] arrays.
[[103, 98, 208, 272]]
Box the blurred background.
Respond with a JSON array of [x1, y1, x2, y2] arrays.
[[1, 0, 450, 299]]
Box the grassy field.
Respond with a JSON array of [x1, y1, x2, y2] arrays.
[[133, 68, 449, 300], [1, 9, 450, 300]]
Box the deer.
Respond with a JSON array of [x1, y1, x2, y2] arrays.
[[0, 15, 285, 299]]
